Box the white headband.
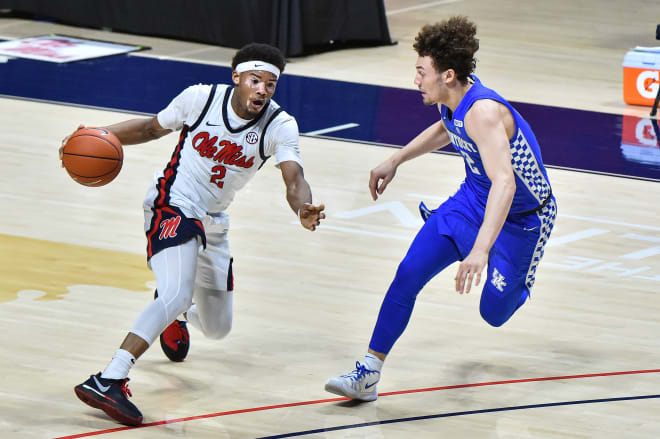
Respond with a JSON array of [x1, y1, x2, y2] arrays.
[[235, 61, 280, 79]]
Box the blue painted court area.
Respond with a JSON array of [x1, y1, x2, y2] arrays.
[[1, 52, 659, 181]]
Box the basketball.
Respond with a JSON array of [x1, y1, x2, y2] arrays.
[[61, 127, 123, 187]]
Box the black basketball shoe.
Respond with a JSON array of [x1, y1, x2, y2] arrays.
[[74, 372, 143, 426]]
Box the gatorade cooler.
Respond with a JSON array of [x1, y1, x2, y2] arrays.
[[623, 47, 660, 106]]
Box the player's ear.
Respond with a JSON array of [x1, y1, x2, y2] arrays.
[[232, 71, 240, 86], [443, 69, 456, 84]]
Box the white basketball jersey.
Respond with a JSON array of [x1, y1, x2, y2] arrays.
[[144, 84, 300, 219]]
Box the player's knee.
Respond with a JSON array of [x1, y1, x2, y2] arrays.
[[481, 285, 529, 327], [203, 316, 232, 340], [392, 259, 424, 294], [479, 293, 510, 327], [480, 305, 509, 327], [155, 292, 193, 319]]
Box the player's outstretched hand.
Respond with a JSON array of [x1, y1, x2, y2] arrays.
[[454, 249, 488, 294], [299, 203, 326, 231], [369, 159, 397, 201], [59, 124, 85, 167]]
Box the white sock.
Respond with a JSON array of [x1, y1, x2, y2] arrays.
[[101, 349, 136, 380], [364, 353, 384, 372]]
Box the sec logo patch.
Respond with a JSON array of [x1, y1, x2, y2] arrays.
[[246, 131, 259, 144]]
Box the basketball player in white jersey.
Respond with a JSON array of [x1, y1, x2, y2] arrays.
[[62, 43, 325, 426]]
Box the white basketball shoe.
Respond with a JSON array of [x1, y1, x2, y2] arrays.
[[325, 361, 380, 401]]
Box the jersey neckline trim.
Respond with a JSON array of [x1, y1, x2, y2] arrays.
[[221, 86, 270, 133]]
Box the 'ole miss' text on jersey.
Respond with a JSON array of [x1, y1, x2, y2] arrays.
[[145, 83, 301, 219]]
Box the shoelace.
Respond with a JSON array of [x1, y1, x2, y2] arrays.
[[343, 361, 377, 381], [119, 378, 133, 398]]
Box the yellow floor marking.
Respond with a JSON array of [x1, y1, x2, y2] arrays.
[[0, 233, 153, 303]]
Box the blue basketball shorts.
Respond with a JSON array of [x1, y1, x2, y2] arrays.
[[432, 192, 557, 326]]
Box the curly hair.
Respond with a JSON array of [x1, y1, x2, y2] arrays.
[[413, 16, 479, 83], [231, 43, 286, 73]]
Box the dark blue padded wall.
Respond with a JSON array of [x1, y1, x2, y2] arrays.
[[1, 52, 658, 181]]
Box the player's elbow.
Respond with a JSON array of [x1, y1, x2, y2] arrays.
[[144, 117, 170, 141], [145, 125, 168, 141], [285, 174, 309, 199], [504, 177, 516, 197], [491, 172, 515, 198], [286, 180, 301, 201]]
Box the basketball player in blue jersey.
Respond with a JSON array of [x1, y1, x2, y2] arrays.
[[325, 16, 556, 401], [62, 43, 325, 426]]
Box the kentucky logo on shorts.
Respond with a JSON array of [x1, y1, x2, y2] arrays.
[[491, 267, 507, 292]]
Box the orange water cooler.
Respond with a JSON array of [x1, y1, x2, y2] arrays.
[[623, 48, 660, 106]]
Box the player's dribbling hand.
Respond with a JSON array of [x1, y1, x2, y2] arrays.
[[59, 124, 85, 167], [455, 250, 488, 294], [299, 203, 326, 231], [368, 159, 397, 201]]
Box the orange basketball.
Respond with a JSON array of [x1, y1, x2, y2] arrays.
[[62, 127, 123, 187]]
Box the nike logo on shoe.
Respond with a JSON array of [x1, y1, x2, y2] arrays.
[[365, 380, 379, 389], [93, 375, 111, 393]]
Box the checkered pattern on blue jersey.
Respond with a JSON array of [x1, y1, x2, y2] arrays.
[[525, 197, 557, 290], [510, 129, 551, 204]]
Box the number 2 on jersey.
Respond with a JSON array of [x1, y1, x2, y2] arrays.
[[210, 165, 226, 188], [457, 150, 481, 175]]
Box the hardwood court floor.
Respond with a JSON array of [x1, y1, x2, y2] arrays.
[[1, 1, 659, 438]]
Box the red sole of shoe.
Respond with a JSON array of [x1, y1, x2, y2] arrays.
[[74, 387, 143, 426]]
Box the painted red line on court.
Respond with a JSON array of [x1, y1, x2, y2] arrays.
[[54, 398, 346, 439], [378, 368, 660, 397], [54, 368, 660, 439]]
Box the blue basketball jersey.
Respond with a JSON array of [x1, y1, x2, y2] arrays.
[[440, 75, 552, 214]]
